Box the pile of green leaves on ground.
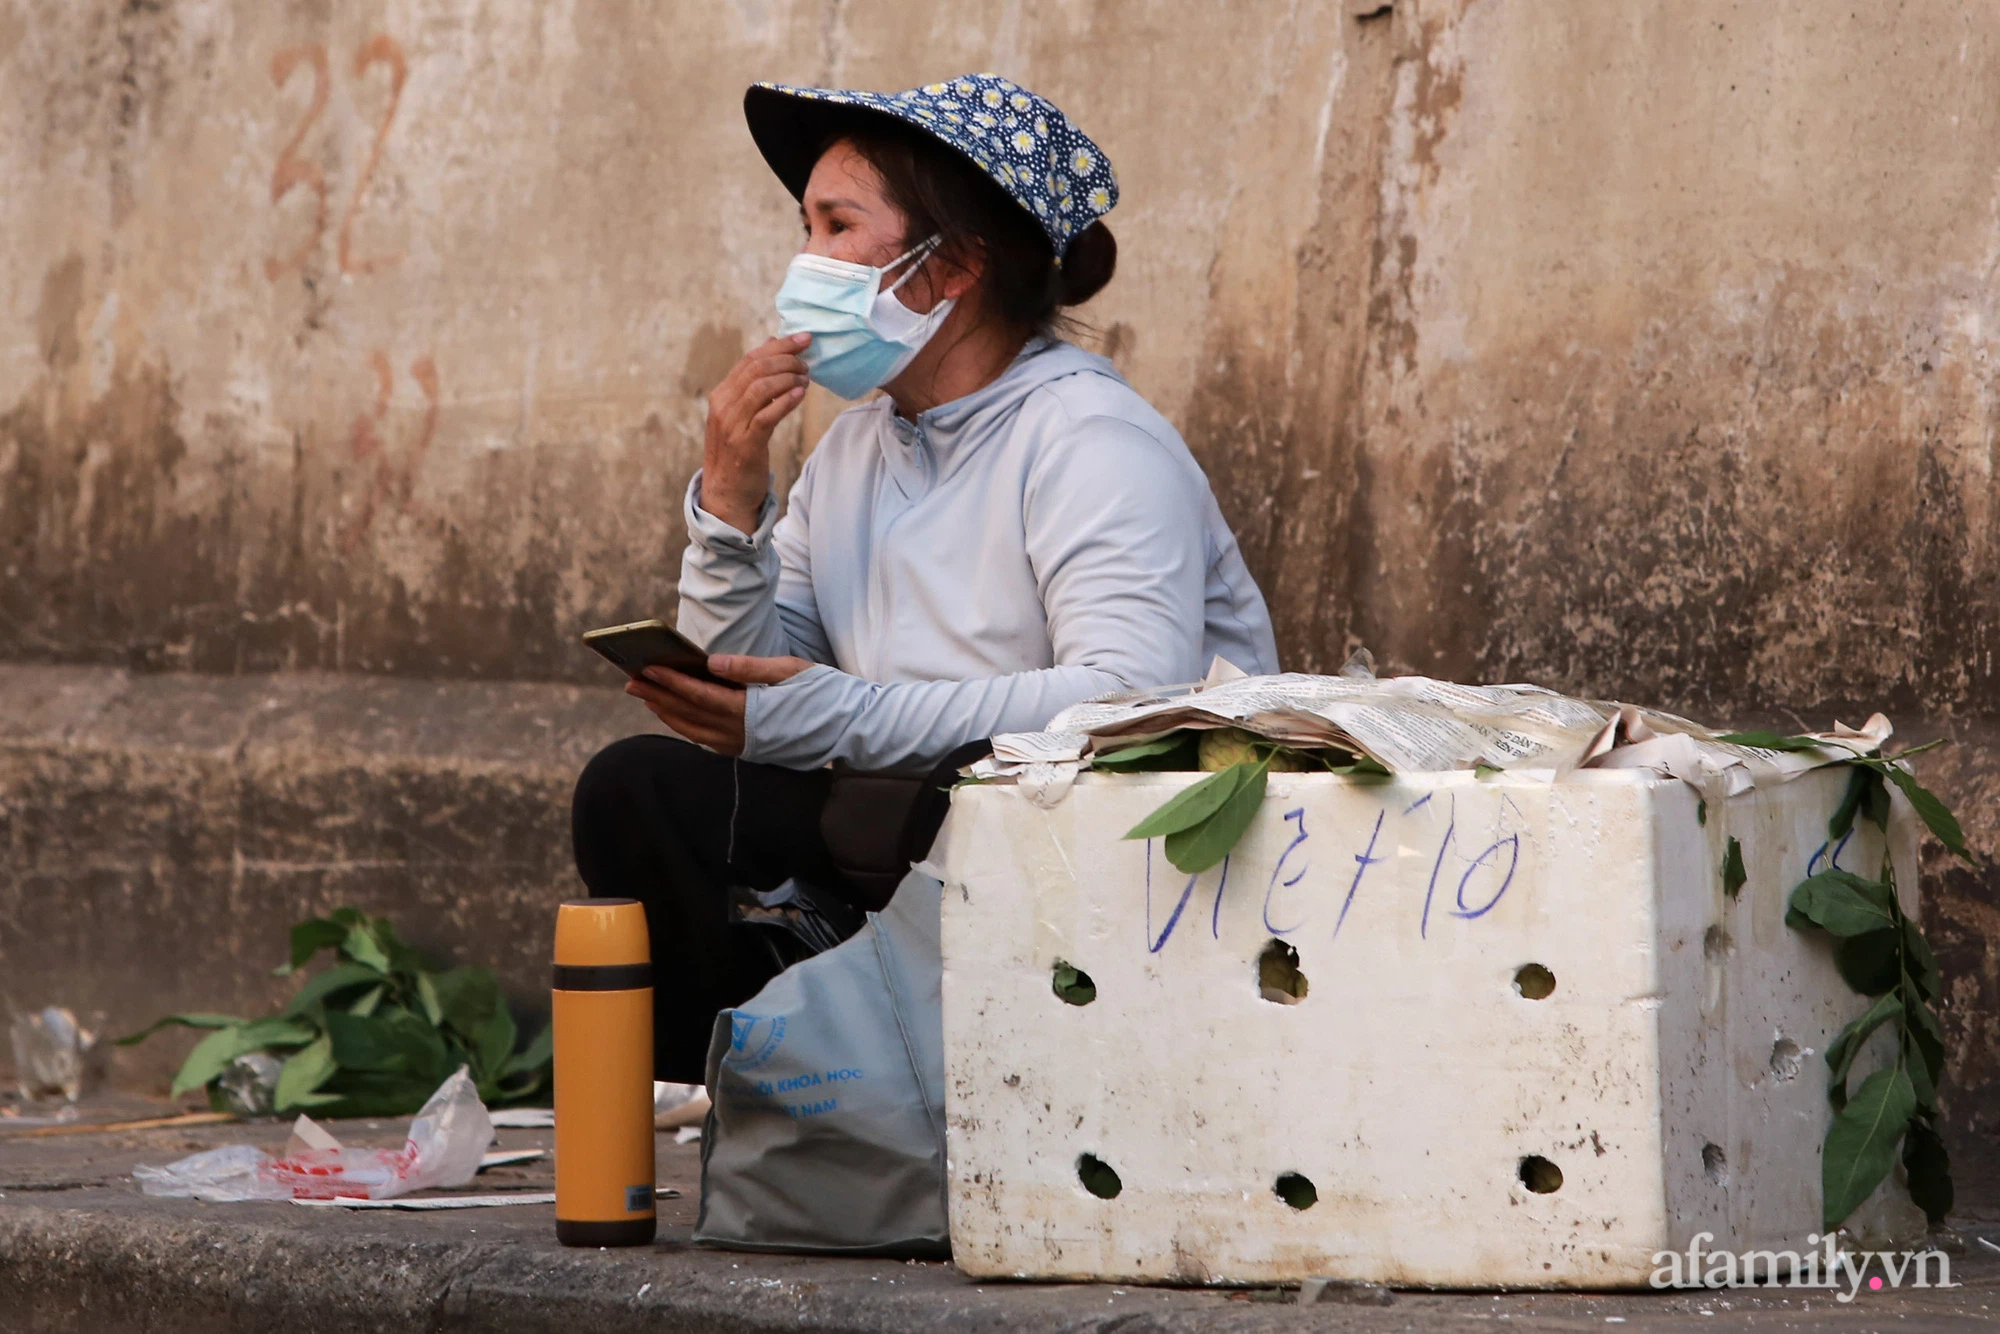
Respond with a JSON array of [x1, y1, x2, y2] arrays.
[[1105, 728, 1388, 874], [119, 908, 551, 1117], [1721, 732, 1967, 1230]]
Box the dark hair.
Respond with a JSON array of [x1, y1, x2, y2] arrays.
[[827, 116, 1117, 341]]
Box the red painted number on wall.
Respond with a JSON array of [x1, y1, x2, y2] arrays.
[[340, 350, 442, 553], [265, 34, 409, 281]]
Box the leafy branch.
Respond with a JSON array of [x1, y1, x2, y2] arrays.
[[119, 908, 551, 1118], [1718, 733, 1970, 862], [1764, 738, 1960, 1230]]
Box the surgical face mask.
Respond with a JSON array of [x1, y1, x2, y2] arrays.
[[774, 236, 957, 400]]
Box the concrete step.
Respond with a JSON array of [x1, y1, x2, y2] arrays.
[[3, 1106, 1996, 1333], [0, 663, 639, 1091]]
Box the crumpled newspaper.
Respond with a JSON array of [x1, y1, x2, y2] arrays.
[[133, 1066, 492, 1202], [971, 658, 1891, 808], [1578, 704, 1892, 798]]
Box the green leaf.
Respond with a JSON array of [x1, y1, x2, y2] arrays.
[[1907, 996, 1945, 1070], [471, 1008, 519, 1085], [1717, 731, 1834, 753], [1905, 1032, 1938, 1112], [1474, 763, 1502, 779], [340, 921, 393, 973], [1868, 760, 1973, 864], [369, 915, 432, 976], [1828, 765, 1876, 842], [307, 1070, 445, 1119], [348, 985, 385, 1016], [1325, 753, 1392, 778], [415, 972, 445, 1028], [1864, 773, 1893, 832], [280, 918, 349, 975], [1821, 1063, 1917, 1230], [170, 1026, 247, 1099], [1721, 837, 1746, 899], [281, 962, 387, 1018], [501, 1023, 553, 1081], [1906, 998, 1946, 1108], [1786, 871, 1898, 937], [274, 1034, 339, 1112], [1834, 929, 1904, 997], [234, 1016, 317, 1050], [1901, 918, 1942, 1002], [1091, 734, 1198, 771], [114, 1013, 244, 1047], [1123, 762, 1252, 841], [1162, 761, 1270, 874], [324, 1009, 435, 1074], [1902, 1118, 1954, 1225], [430, 966, 501, 1037], [1825, 992, 1901, 1108]]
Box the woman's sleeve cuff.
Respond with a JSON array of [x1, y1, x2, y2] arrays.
[[684, 470, 778, 555]]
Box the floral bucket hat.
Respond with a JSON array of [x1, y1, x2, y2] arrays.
[[743, 73, 1118, 258]]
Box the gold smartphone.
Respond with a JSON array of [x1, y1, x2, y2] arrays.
[[580, 619, 740, 689]]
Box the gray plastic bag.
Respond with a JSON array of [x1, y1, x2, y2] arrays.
[[694, 870, 948, 1255]]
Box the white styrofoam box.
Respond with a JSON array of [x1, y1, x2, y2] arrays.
[[934, 765, 1922, 1287]]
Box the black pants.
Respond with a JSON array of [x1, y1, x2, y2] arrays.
[[570, 735, 872, 1083]]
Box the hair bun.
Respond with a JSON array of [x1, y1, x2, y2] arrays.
[[1059, 222, 1116, 306]]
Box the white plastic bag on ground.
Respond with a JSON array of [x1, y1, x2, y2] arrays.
[[135, 1067, 492, 1202]]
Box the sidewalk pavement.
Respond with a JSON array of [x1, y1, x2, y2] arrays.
[[2, 1096, 1998, 1333]]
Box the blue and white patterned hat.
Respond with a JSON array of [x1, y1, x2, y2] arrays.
[[743, 73, 1118, 258]]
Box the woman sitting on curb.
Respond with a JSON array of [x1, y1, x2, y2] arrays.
[[572, 72, 1278, 1083]]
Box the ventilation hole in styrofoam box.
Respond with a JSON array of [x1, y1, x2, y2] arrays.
[[1701, 924, 1728, 1014], [1703, 1142, 1730, 1186], [1051, 961, 1096, 1006], [1257, 939, 1308, 1004], [1513, 963, 1556, 999], [1769, 1037, 1802, 1081], [1077, 1153, 1122, 1199], [1518, 1156, 1563, 1194], [1274, 1172, 1318, 1211]]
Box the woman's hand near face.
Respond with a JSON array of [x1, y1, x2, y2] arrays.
[[700, 332, 811, 534]]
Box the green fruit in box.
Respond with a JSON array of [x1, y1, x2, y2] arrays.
[[1197, 728, 1309, 772]]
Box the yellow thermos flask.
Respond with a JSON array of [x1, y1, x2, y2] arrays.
[[553, 897, 657, 1246]]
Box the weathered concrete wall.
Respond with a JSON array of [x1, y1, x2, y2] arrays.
[[5, 1, 2000, 1173], [12, 0, 1996, 705]]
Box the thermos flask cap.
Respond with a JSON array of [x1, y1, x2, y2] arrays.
[[554, 898, 650, 969]]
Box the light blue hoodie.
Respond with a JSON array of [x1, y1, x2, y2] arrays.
[[677, 337, 1279, 771]]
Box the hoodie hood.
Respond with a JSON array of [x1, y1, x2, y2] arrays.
[[880, 337, 1120, 484]]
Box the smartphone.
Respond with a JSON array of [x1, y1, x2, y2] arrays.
[[580, 619, 741, 689]]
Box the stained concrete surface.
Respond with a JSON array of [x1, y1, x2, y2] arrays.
[[1, 1099, 1998, 1333], [7, 1, 2000, 1321], [5, 0, 1999, 710]]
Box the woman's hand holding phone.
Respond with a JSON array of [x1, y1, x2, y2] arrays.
[[626, 653, 814, 756], [700, 332, 811, 535]]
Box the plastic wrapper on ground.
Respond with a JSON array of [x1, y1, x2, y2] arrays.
[[133, 1066, 492, 1202], [10, 1006, 92, 1101]]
